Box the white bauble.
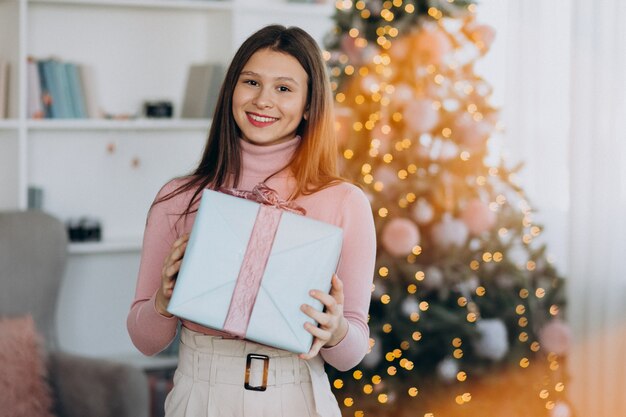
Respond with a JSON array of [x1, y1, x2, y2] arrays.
[[361, 75, 380, 93], [362, 338, 382, 368], [431, 213, 469, 249], [412, 198, 434, 225], [457, 275, 480, 297], [436, 357, 459, 382], [473, 318, 509, 361], [422, 266, 445, 291], [401, 297, 420, 316], [551, 402, 571, 417], [393, 83, 414, 103], [439, 140, 459, 161], [372, 281, 387, 298]]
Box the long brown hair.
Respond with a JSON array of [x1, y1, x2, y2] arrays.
[[154, 25, 342, 218]]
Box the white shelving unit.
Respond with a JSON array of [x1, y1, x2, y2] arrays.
[[1, 0, 335, 249], [0, 0, 335, 358]]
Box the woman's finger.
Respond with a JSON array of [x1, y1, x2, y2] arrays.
[[304, 322, 332, 341], [170, 240, 188, 262], [301, 304, 332, 326], [329, 274, 344, 305], [309, 290, 338, 314], [299, 337, 326, 360]]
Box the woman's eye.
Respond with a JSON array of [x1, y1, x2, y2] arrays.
[[278, 86, 291, 92], [244, 79, 258, 86]]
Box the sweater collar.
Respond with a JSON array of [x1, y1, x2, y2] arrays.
[[239, 136, 301, 178]]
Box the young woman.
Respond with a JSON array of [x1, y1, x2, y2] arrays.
[[127, 25, 376, 417]]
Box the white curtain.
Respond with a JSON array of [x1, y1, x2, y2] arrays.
[[568, 0, 626, 415], [479, 0, 626, 415]]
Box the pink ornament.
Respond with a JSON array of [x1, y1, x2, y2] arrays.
[[389, 37, 410, 60], [403, 99, 440, 134], [431, 213, 469, 249], [539, 319, 571, 355], [374, 166, 398, 188], [414, 24, 454, 65], [393, 83, 414, 104], [340, 34, 363, 66], [461, 199, 496, 235], [334, 106, 353, 147], [371, 122, 393, 142], [467, 23, 496, 52], [453, 113, 493, 150], [381, 218, 420, 258]]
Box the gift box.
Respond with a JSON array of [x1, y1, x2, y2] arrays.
[[167, 186, 343, 354]]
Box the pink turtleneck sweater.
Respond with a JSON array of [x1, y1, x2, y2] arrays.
[[127, 136, 376, 371]]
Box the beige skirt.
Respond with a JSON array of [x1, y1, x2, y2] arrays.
[[164, 327, 342, 417]]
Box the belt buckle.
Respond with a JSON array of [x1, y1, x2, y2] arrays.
[[244, 353, 269, 391]]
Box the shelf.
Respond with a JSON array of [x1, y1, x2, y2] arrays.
[[0, 120, 19, 130], [68, 238, 142, 254], [27, 118, 211, 131], [29, 0, 233, 12], [108, 353, 178, 370]]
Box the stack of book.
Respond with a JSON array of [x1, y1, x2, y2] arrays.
[[0, 59, 8, 119], [27, 56, 99, 119]]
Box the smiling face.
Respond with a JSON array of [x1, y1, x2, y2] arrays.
[[232, 48, 309, 146]]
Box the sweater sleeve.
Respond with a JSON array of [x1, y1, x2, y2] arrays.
[[320, 186, 377, 371], [126, 183, 181, 356]]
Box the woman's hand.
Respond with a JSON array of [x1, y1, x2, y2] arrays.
[[155, 234, 189, 317], [299, 274, 349, 360]]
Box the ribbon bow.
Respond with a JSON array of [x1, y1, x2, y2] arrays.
[[219, 183, 306, 216]]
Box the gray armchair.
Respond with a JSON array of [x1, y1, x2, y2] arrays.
[[0, 210, 149, 417]]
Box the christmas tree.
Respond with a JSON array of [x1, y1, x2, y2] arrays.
[[323, 1, 571, 416]]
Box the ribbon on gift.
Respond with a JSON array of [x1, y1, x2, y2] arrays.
[[219, 183, 307, 216], [220, 183, 305, 338]]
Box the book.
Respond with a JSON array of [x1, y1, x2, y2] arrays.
[[0, 59, 8, 119], [79, 64, 101, 119], [27, 57, 44, 119], [39, 59, 59, 118], [65, 62, 87, 118], [181, 63, 225, 119], [52, 59, 73, 118], [36, 57, 95, 119]]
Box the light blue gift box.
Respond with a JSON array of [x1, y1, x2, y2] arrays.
[[168, 188, 343, 354]]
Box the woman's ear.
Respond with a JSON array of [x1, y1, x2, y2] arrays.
[[303, 108, 309, 121]]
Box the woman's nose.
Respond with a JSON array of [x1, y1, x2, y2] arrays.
[[252, 87, 273, 109]]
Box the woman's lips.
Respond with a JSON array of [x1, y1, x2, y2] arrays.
[[246, 112, 279, 127]]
